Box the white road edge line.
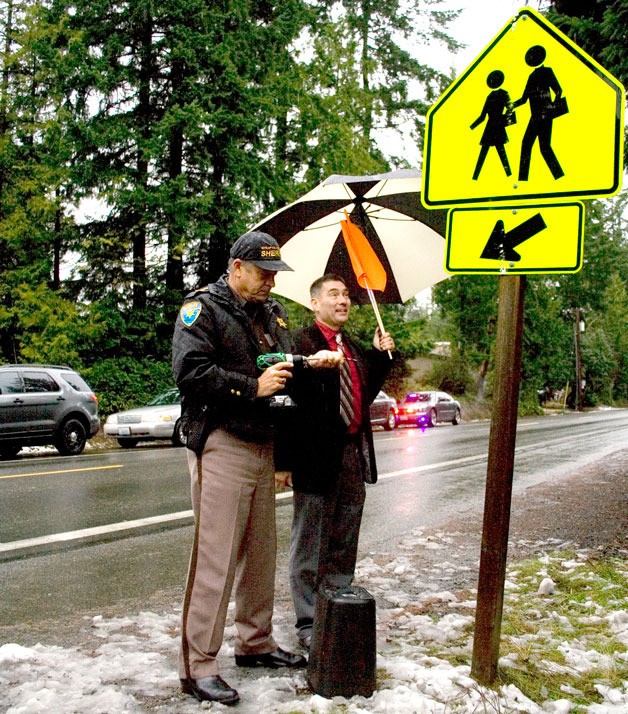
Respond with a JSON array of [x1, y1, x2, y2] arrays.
[[0, 511, 194, 553]]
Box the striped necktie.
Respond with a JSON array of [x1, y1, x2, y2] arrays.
[[336, 333, 355, 427]]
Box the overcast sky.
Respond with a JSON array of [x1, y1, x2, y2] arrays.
[[442, 0, 540, 73]]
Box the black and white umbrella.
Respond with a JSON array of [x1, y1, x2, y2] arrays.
[[251, 169, 448, 307]]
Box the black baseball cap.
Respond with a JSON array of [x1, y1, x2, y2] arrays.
[[229, 231, 293, 272]]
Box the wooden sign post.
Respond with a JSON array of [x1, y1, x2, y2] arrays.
[[471, 274, 526, 683]]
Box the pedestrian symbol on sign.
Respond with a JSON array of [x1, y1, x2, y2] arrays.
[[469, 46, 570, 185], [470, 70, 514, 181], [512, 45, 568, 181]]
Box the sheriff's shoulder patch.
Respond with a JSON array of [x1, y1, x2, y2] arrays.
[[276, 317, 288, 329], [180, 300, 202, 327]]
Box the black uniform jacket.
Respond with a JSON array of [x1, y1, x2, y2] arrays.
[[172, 276, 294, 455], [286, 323, 392, 495]]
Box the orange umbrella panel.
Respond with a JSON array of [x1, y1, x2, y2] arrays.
[[340, 213, 387, 293]]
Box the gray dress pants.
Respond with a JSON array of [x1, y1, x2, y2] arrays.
[[289, 439, 366, 638]]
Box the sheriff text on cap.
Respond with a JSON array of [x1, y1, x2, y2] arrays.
[[229, 232, 293, 272]]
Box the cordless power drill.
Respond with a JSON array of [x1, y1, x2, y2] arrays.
[[256, 352, 308, 370], [256, 353, 305, 408]]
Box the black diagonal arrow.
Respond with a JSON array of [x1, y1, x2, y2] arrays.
[[480, 213, 547, 262]]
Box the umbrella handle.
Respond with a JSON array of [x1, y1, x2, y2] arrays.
[[365, 284, 393, 360]]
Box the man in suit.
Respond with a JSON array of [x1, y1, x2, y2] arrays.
[[281, 274, 395, 649]]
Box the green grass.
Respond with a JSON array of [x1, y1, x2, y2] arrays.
[[496, 551, 627, 709], [391, 549, 627, 711], [498, 552, 628, 711]]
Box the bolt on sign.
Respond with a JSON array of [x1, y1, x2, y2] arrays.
[[421, 6, 625, 209]]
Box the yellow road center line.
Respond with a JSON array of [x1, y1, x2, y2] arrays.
[[0, 465, 123, 480]]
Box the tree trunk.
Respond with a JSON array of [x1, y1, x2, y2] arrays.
[[132, 2, 153, 312], [476, 359, 489, 400], [52, 205, 62, 290], [359, 0, 373, 141], [197, 152, 229, 286], [165, 56, 184, 296]]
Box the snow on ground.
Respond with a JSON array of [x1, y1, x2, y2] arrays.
[[2, 530, 627, 713]]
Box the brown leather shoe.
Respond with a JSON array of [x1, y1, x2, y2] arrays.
[[180, 675, 240, 705], [235, 646, 307, 668]]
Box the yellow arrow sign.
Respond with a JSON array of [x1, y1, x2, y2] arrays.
[[422, 7, 625, 208], [445, 202, 584, 274]]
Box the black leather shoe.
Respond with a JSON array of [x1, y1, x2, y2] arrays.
[[235, 646, 307, 669], [180, 676, 240, 705]]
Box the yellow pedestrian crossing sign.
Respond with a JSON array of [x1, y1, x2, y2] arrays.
[[445, 203, 584, 274], [421, 6, 625, 208]]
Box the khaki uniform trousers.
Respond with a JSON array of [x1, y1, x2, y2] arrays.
[[179, 428, 278, 679]]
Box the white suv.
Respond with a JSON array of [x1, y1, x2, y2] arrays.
[[0, 364, 100, 459]]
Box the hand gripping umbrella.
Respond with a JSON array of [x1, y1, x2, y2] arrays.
[[250, 169, 448, 308]]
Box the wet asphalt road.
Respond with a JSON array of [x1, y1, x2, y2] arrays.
[[1, 409, 627, 630]]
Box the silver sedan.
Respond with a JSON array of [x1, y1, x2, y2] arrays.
[[104, 389, 186, 448], [397, 391, 461, 428]]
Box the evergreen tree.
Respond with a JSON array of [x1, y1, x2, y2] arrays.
[[545, 0, 628, 165], [35, 0, 317, 351], [311, 0, 460, 162], [0, 0, 464, 372], [0, 0, 76, 362], [431, 274, 498, 361], [597, 272, 628, 401]]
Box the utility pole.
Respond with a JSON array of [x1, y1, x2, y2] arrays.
[[574, 307, 583, 412], [563, 308, 585, 411], [570, 307, 584, 412]]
